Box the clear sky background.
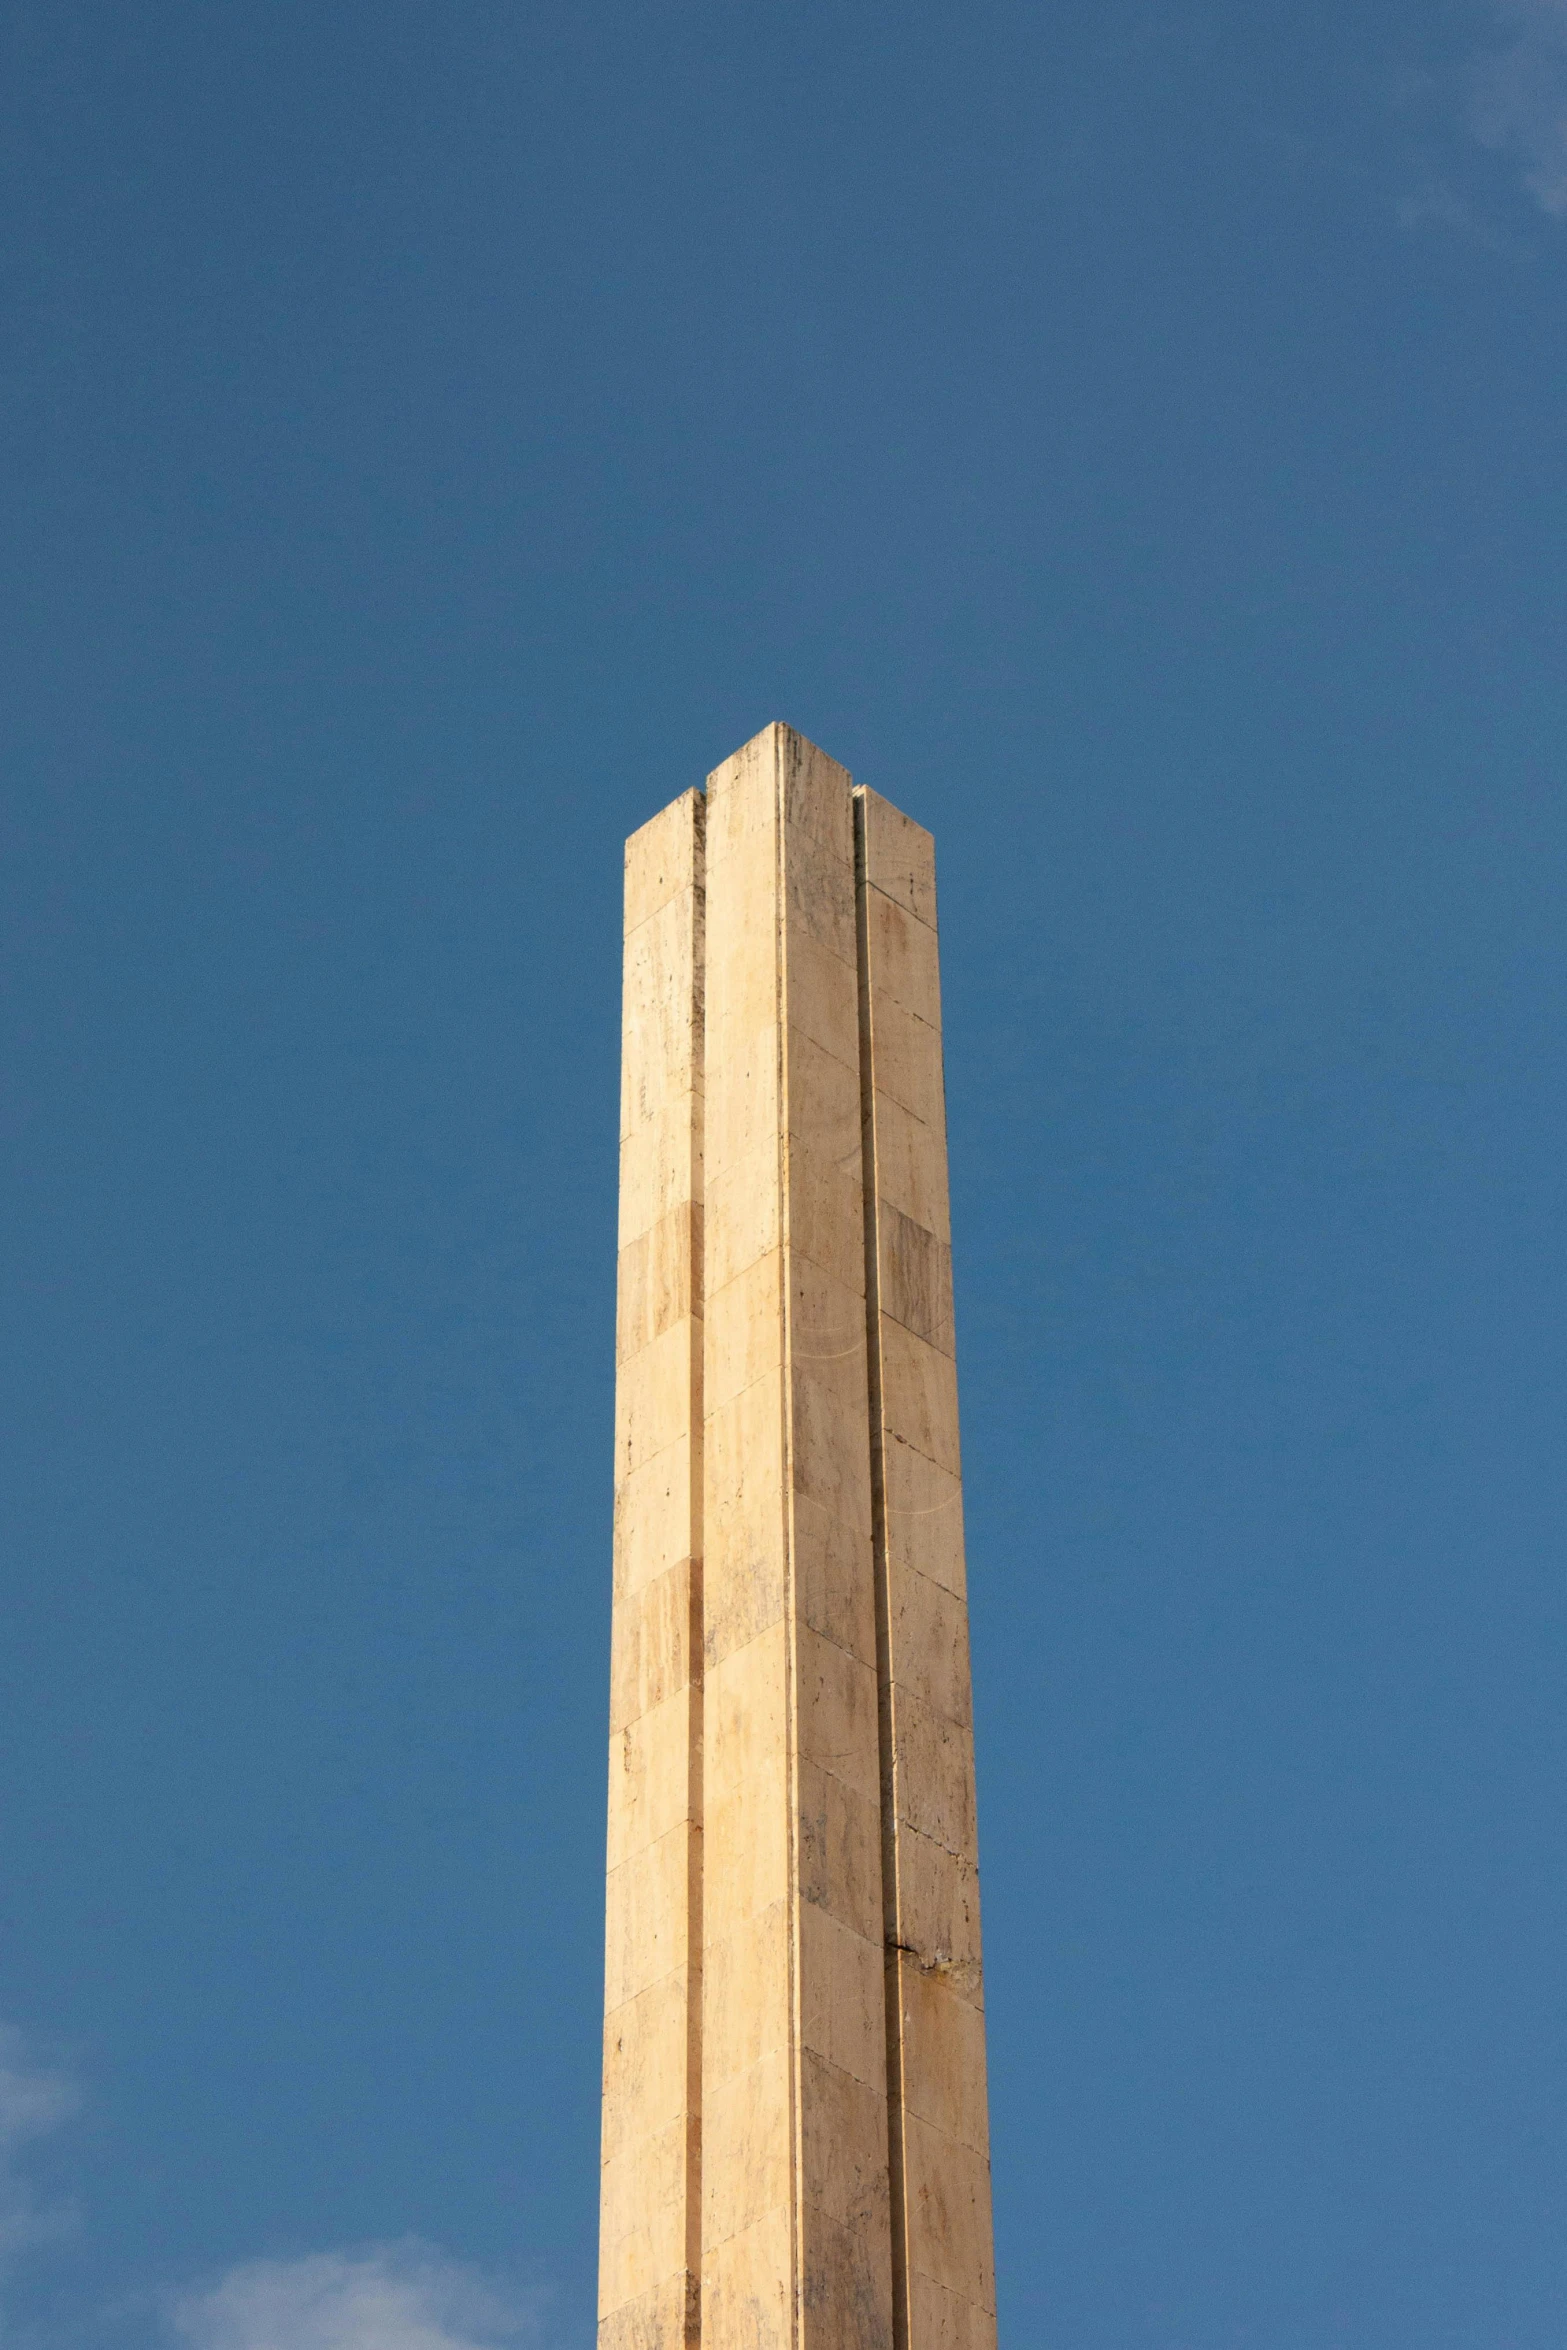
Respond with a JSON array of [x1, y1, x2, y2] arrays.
[[2, 4, 1563, 2347]]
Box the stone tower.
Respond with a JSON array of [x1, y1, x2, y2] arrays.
[[599, 724, 996, 2350]]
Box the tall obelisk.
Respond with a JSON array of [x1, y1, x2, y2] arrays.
[[600, 726, 996, 2350]]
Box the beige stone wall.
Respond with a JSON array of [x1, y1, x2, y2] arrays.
[[701, 729, 895, 2350], [601, 789, 705, 2350], [857, 791, 996, 2350], [600, 731, 995, 2350]]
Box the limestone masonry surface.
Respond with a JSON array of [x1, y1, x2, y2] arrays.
[[600, 724, 997, 2350]]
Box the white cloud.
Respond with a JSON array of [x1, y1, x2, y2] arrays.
[[169, 2246, 542, 2350], [1472, 0, 1567, 215], [0, 2027, 546, 2350], [0, 2023, 80, 2278]]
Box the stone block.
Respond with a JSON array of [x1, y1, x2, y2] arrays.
[[785, 1249, 867, 1372], [706, 1632, 790, 1917], [888, 1560, 973, 1731], [703, 1018, 779, 1176], [785, 1023, 864, 1171], [703, 926, 768, 1037], [799, 1901, 887, 2091], [703, 1249, 782, 1415], [798, 1756, 883, 1944], [783, 819, 858, 965], [624, 788, 703, 938], [887, 1826, 984, 2009], [597, 2271, 699, 2350], [855, 786, 936, 933], [702, 1545, 787, 1678], [905, 2271, 997, 2350], [864, 882, 942, 1032], [599, 2112, 690, 2314], [702, 2044, 791, 2245], [705, 1148, 782, 1293], [795, 1623, 881, 1805], [868, 1092, 950, 1242], [785, 1154, 866, 1299], [893, 1962, 991, 2155], [606, 1686, 698, 1870], [603, 1823, 694, 2012], [891, 1689, 978, 1863], [601, 1966, 693, 2166], [704, 1762, 790, 1929], [621, 888, 703, 1134], [880, 1442, 966, 1602], [619, 1095, 703, 1247], [878, 1318, 962, 1477], [704, 882, 774, 987], [609, 1558, 697, 1738], [800, 2050, 892, 2230], [706, 1621, 788, 1789], [865, 991, 946, 1134], [901, 2118, 995, 2312], [613, 1436, 698, 1598], [704, 1376, 786, 1666], [615, 1317, 701, 1483], [792, 1349, 873, 1534], [706, 726, 782, 847], [793, 1491, 878, 1671], [617, 1204, 703, 1364], [876, 1200, 954, 1357], [703, 1898, 788, 2085], [783, 922, 860, 1075], [778, 725, 855, 858], [799, 2202, 895, 2350], [704, 863, 778, 1033], [701, 2207, 791, 2350]]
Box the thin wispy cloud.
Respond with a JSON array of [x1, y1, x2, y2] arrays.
[[1397, 178, 1490, 239], [0, 2024, 80, 2283], [1472, 0, 1567, 216], [171, 2247, 543, 2350]]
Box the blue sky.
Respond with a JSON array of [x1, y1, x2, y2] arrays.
[[1, 3, 1564, 2345]]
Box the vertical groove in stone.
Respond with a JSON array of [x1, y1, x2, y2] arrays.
[[686, 792, 707, 2337], [854, 790, 911, 2350], [774, 736, 802, 2350], [856, 784, 999, 2350]]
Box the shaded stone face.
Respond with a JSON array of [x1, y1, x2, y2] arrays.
[[600, 726, 996, 2350]]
